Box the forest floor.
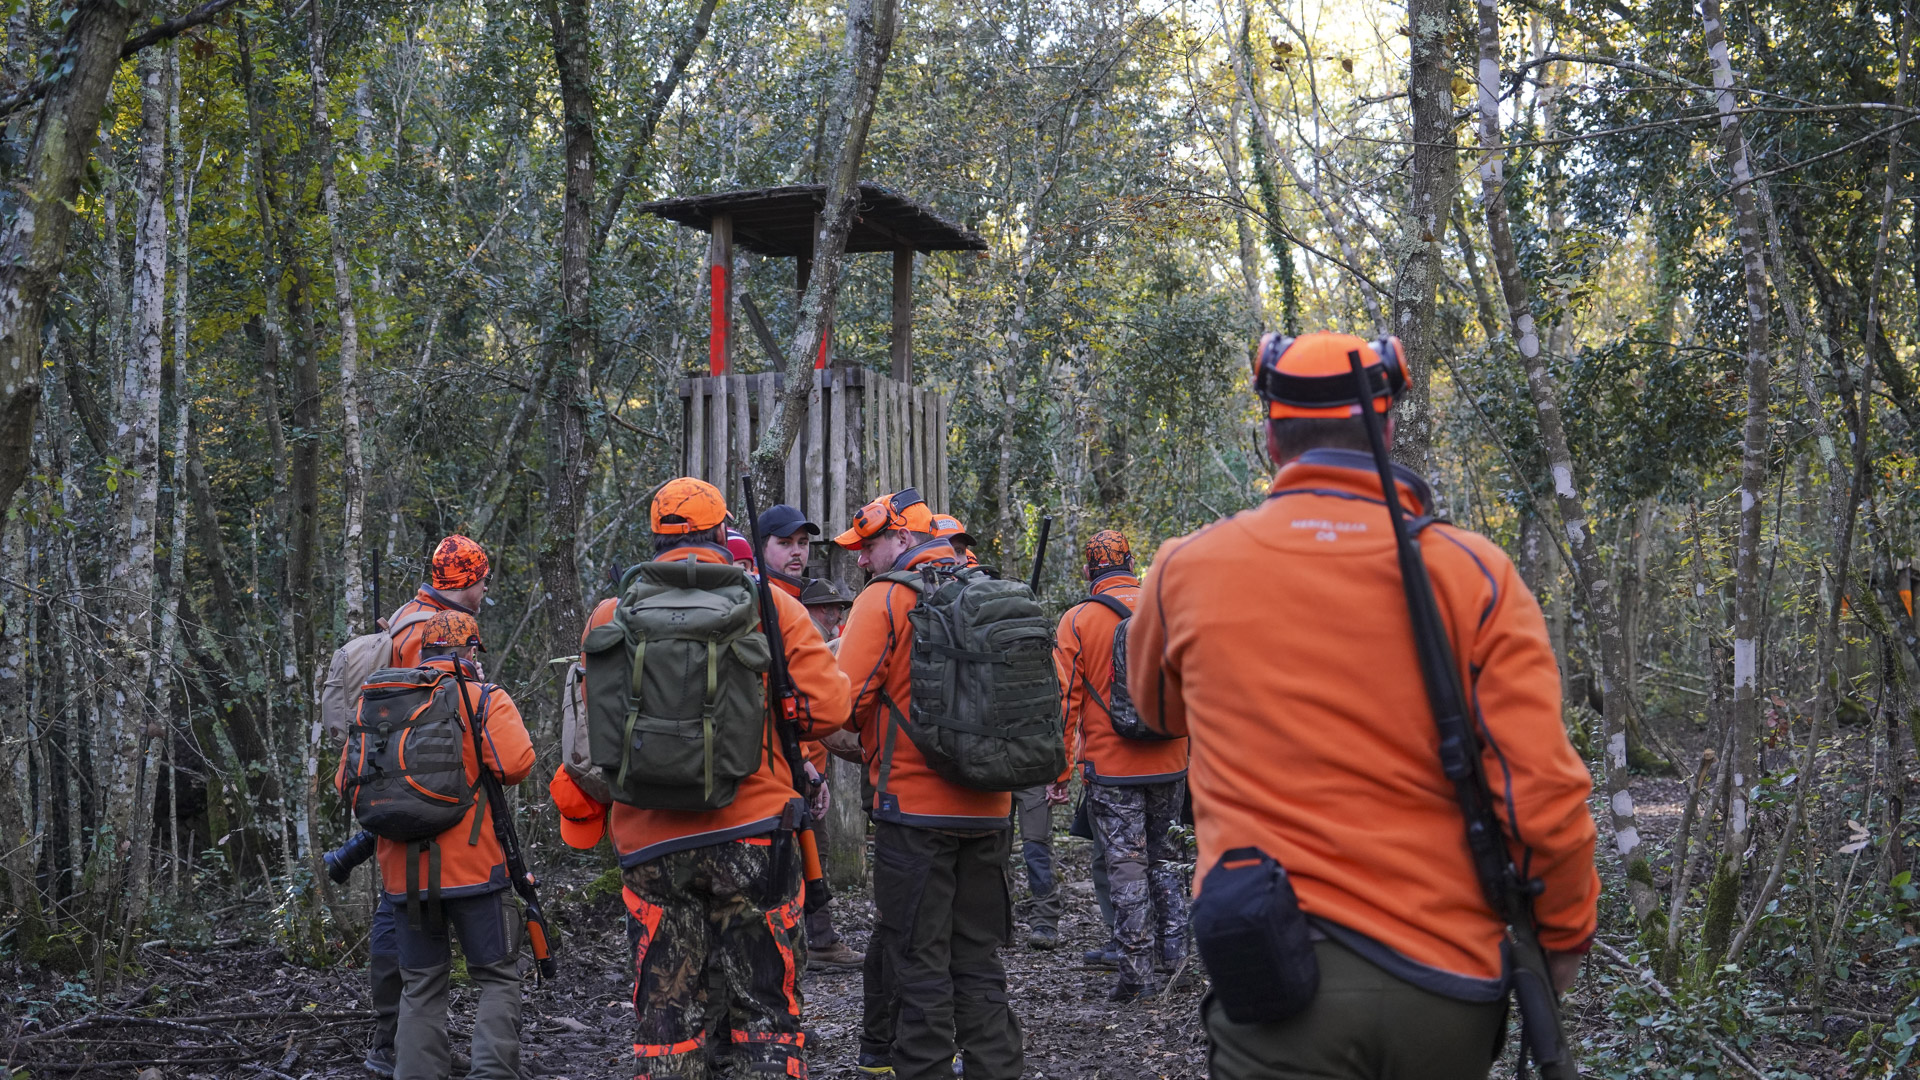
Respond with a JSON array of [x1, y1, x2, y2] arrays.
[[2, 754, 1909, 1079]]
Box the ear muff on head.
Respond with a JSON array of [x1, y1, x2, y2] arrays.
[[1251, 332, 1408, 417]]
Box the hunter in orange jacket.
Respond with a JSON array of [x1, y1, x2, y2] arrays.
[[1056, 551, 1187, 785], [547, 478, 851, 1080], [549, 545, 849, 864], [834, 535, 1011, 827], [334, 641, 534, 905], [832, 489, 1025, 1079], [1129, 333, 1598, 1011], [386, 534, 492, 668]]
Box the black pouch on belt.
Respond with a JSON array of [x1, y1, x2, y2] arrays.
[[1191, 846, 1319, 1024]]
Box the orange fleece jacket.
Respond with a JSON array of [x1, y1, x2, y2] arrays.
[[1129, 450, 1598, 984], [1056, 571, 1188, 784]]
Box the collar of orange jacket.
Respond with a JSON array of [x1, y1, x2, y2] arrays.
[[896, 538, 958, 572], [1090, 569, 1139, 593], [420, 655, 484, 680], [1269, 448, 1434, 515], [655, 543, 733, 565]]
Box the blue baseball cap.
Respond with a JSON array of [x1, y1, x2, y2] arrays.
[[756, 504, 820, 540]]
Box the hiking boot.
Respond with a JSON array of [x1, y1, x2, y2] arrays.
[[809, 940, 865, 970], [1026, 924, 1059, 950], [855, 1053, 895, 1076], [1106, 981, 1157, 1004], [363, 1045, 396, 1078], [1082, 945, 1121, 969]]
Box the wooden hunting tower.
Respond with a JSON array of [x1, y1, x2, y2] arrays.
[[639, 184, 987, 545]]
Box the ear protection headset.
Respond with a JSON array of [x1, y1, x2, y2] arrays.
[[844, 488, 929, 542], [1251, 333, 1408, 416]]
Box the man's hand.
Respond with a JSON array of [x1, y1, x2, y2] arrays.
[[1547, 950, 1584, 995], [804, 761, 830, 820], [1043, 781, 1071, 805]]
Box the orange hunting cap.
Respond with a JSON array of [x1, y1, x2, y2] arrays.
[[549, 766, 608, 849], [1085, 529, 1132, 570], [651, 477, 732, 534], [422, 610, 485, 652], [834, 488, 935, 548], [1251, 332, 1407, 419], [930, 514, 974, 547], [431, 535, 490, 591]]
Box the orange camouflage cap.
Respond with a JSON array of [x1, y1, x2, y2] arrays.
[[652, 477, 732, 534], [422, 609, 485, 652], [1085, 529, 1132, 570], [1251, 332, 1407, 419], [431, 534, 490, 591], [833, 488, 935, 548]]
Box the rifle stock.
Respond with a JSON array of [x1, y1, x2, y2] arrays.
[[1345, 350, 1576, 1079]]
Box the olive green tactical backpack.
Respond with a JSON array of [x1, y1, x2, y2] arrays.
[[878, 564, 1066, 791], [580, 558, 773, 811]]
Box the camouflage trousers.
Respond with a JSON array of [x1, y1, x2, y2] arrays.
[[1086, 780, 1190, 988], [621, 834, 807, 1080]]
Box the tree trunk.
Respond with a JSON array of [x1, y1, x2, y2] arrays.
[[750, 0, 902, 498], [0, 0, 143, 520], [310, 2, 368, 636], [1474, 0, 1660, 935], [541, 0, 600, 679], [98, 44, 170, 927], [155, 48, 192, 903], [1696, 0, 1773, 966], [0, 515, 37, 930], [1393, 0, 1457, 473]]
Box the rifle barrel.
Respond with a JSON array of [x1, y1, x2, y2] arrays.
[[1028, 516, 1053, 592]]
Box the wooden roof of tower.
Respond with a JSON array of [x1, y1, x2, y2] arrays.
[[637, 183, 988, 257]]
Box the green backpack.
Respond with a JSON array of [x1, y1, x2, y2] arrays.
[[580, 558, 773, 811], [877, 563, 1066, 791]]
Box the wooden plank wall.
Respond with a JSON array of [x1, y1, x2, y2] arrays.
[[678, 370, 949, 541]]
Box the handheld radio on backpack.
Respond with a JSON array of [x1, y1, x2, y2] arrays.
[[1345, 349, 1575, 1079], [452, 665, 558, 983], [739, 474, 830, 911], [1028, 516, 1053, 594]]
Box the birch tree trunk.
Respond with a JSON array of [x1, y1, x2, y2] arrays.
[[751, 0, 902, 498], [310, 3, 368, 636], [99, 46, 170, 924], [1393, 0, 1457, 473], [0, 0, 143, 519], [1697, 0, 1773, 965], [1474, 0, 1660, 933]]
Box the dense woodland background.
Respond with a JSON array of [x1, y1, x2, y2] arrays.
[[1, 0, 1918, 1074]]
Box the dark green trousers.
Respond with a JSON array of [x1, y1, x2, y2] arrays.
[[1205, 939, 1507, 1080], [867, 822, 1024, 1080]]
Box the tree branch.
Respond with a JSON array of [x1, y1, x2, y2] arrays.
[[0, 0, 241, 119]]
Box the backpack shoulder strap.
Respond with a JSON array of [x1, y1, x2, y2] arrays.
[[1086, 593, 1131, 619]]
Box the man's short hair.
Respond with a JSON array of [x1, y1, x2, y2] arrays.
[[654, 525, 726, 553], [1267, 416, 1373, 462], [881, 529, 933, 547]]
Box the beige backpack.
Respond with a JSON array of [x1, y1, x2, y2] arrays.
[[558, 659, 613, 803], [321, 608, 436, 744]]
